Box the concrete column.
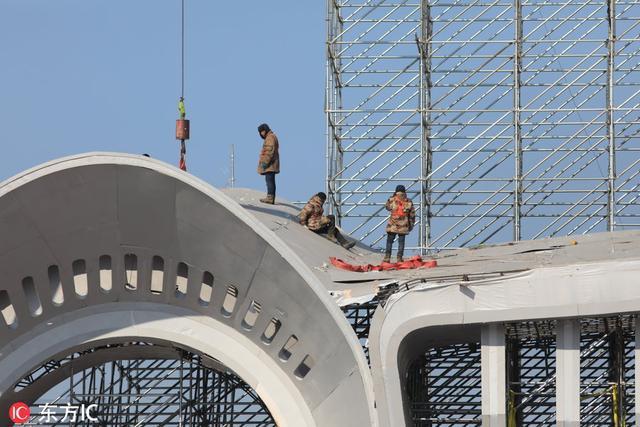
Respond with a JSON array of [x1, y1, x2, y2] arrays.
[[556, 319, 580, 427], [482, 323, 506, 427]]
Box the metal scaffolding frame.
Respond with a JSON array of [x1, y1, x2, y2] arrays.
[[19, 343, 275, 426], [326, 0, 640, 253], [343, 300, 379, 362], [406, 316, 637, 426], [408, 342, 482, 425]]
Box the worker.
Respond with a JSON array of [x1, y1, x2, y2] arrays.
[[257, 123, 280, 204], [299, 192, 356, 250], [383, 185, 415, 263]]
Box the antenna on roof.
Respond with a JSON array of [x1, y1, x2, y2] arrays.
[[229, 144, 236, 188]]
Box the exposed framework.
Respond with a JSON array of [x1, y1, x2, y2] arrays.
[[18, 343, 275, 426], [343, 300, 379, 362], [326, 0, 640, 253], [406, 316, 637, 426]]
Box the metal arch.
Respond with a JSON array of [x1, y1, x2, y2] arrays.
[[326, 0, 640, 253], [0, 153, 376, 427]]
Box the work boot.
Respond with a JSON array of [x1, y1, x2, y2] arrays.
[[336, 232, 356, 250], [341, 240, 356, 250], [396, 256, 404, 263], [382, 253, 391, 263], [259, 194, 275, 205]]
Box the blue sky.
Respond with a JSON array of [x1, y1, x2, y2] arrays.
[[0, 1, 326, 201]]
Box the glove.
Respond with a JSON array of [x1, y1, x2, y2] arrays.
[[260, 162, 268, 171]]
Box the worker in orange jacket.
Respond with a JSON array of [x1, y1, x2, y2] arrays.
[[383, 185, 415, 263], [257, 123, 280, 204]]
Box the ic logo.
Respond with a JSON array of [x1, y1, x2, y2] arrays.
[[9, 402, 30, 424]]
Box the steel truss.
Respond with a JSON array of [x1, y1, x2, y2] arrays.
[[408, 342, 482, 425], [19, 343, 275, 426], [326, 0, 640, 253], [406, 316, 636, 426], [342, 300, 379, 362]]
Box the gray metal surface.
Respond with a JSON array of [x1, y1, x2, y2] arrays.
[[0, 153, 376, 427], [222, 187, 384, 303]]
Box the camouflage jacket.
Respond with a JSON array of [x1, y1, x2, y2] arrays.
[[257, 131, 280, 175], [385, 193, 415, 235], [299, 195, 331, 231]]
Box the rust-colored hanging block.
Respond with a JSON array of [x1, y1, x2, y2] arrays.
[[176, 119, 190, 140]]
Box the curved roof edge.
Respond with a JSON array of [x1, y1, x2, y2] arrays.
[[369, 239, 640, 426], [0, 152, 377, 426]]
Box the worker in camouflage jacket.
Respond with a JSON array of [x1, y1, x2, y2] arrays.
[[383, 185, 415, 263], [299, 192, 355, 250], [257, 123, 280, 204]]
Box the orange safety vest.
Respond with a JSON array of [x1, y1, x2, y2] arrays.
[[392, 198, 406, 219]]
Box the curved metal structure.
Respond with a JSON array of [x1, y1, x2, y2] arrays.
[[0, 153, 376, 426], [369, 231, 640, 426]]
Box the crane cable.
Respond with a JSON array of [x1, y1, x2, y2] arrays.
[[177, 0, 188, 171], [181, 0, 185, 101]]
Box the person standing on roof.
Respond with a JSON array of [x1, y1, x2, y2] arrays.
[[383, 185, 415, 263], [257, 123, 280, 204], [299, 192, 356, 250]]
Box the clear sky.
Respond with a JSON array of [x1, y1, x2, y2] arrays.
[[0, 1, 327, 201]]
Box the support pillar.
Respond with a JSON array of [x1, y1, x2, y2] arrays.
[[418, 0, 433, 255], [606, 0, 617, 231], [513, 0, 523, 241], [482, 323, 506, 427], [556, 319, 580, 427]]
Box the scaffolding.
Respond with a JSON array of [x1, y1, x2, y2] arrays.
[[326, 0, 640, 253], [19, 343, 275, 426], [406, 316, 637, 426]]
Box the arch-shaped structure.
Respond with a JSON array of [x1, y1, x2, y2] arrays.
[[0, 153, 376, 426], [369, 232, 640, 426]]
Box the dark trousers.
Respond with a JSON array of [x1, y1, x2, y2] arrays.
[[314, 215, 349, 244], [264, 172, 276, 196], [385, 232, 405, 258], [314, 215, 337, 237]]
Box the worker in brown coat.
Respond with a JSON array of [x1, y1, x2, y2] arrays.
[[299, 192, 355, 249], [383, 185, 416, 263], [257, 123, 280, 204]]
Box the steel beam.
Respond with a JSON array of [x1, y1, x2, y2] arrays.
[[606, 0, 617, 231]]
